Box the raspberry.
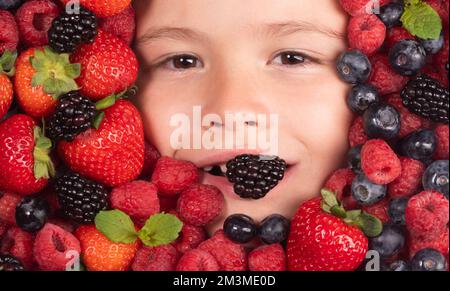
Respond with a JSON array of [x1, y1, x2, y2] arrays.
[[408, 228, 449, 259], [349, 116, 368, 147], [0, 10, 19, 55], [131, 245, 179, 271], [434, 124, 449, 160], [98, 5, 135, 45], [368, 53, 409, 95], [388, 157, 426, 199], [15, 0, 60, 47], [362, 198, 390, 223], [176, 184, 224, 227], [248, 244, 287, 271], [0, 220, 7, 238], [176, 249, 220, 271], [151, 157, 199, 197], [1, 227, 34, 270], [385, 94, 424, 138], [46, 218, 76, 234], [385, 27, 415, 51], [174, 223, 206, 254], [198, 230, 247, 271], [33, 223, 81, 271], [405, 190, 449, 238], [0, 192, 20, 225], [339, 0, 391, 16], [433, 34, 448, 81], [110, 180, 160, 220], [348, 14, 386, 56], [361, 139, 402, 185], [422, 66, 449, 89], [139, 141, 161, 179], [324, 168, 355, 201]]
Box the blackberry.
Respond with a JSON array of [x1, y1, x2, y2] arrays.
[[55, 173, 108, 224], [225, 155, 287, 199], [48, 6, 97, 53], [46, 91, 96, 141], [0, 254, 24, 271], [401, 74, 449, 124]]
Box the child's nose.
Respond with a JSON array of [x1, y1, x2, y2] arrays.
[[201, 66, 271, 130]]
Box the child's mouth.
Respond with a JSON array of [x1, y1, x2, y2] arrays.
[[199, 154, 289, 200]]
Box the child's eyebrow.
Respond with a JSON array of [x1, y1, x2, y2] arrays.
[[136, 20, 344, 45]]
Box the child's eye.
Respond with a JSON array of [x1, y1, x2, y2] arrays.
[[270, 51, 311, 67], [159, 54, 203, 71]]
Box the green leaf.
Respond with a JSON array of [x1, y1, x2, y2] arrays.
[[401, 0, 442, 40], [64, 63, 81, 79], [32, 126, 55, 180], [355, 212, 383, 238], [0, 50, 18, 76], [95, 94, 117, 110], [138, 213, 183, 247], [320, 188, 339, 208], [95, 210, 139, 244], [92, 112, 105, 129]]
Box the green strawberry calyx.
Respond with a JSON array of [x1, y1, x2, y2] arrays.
[[33, 125, 55, 180], [0, 50, 18, 77], [30, 46, 81, 100], [95, 210, 183, 247], [320, 188, 383, 237], [91, 86, 136, 129]]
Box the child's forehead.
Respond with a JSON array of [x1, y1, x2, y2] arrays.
[[134, 0, 347, 40], [134, 0, 346, 28]]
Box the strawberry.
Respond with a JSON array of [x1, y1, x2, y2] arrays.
[[58, 99, 144, 187], [70, 30, 138, 101], [0, 50, 16, 121], [287, 189, 382, 271], [0, 114, 55, 196], [75, 225, 139, 271], [60, 0, 131, 18], [14, 47, 80, 119]]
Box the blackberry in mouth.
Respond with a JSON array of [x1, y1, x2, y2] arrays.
[[222, 154, 287, 199]]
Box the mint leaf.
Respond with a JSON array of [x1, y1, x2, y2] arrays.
[[95, 210, 138, 244], [138, 213, 183, 247], [401, 0, 442, 40]]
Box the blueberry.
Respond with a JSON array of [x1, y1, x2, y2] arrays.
[[347, 145, 363, 174], [336, 50, 372, 84], [382, 260, 410, 271], [400, 129, 437, 162], [363, 103, 401, 140], [15, 196, 49, 233], [377, 2, 404, 28], [423, 160, 449, 199], [389, 40, 427, 76], [223, 214, 257, 243], [369, 224, 405, 258], [0, 0, 22, 9], [347, 84, 380, 114], [410, 248, 447, 271], [388, 197, 409, 225], [420, 33, 445, 55], [258, 214, 290, 244], [351, 173, 387, 206]]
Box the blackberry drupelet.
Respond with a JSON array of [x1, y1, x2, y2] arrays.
[[46, 91, 96, 141], [48, 6, 97, 53], [225, 154, 287, 199], [0, 254, 24, 271], [401, 74, 449, 124], [55, 173, 108, 224]]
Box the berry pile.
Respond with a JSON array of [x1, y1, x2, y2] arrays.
[[0, 0, 448, 273]]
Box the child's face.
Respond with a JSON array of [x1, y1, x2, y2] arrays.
[[134, 0, 352, 233]]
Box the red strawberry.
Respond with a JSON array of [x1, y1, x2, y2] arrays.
[[14, 47, 80, 119], [70, 30, 138, 101], [287, 190, 381, 271], [0, 114, 54, 196], [58, 99, 144, 187], [60, 0, 131, 18]]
